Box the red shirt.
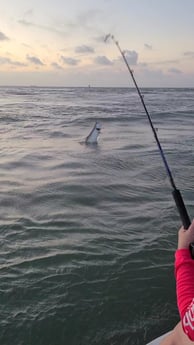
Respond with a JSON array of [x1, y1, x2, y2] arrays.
[[175, 249, 194, 341]]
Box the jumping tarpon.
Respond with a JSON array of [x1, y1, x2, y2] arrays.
[[85, 121, 101, 144]]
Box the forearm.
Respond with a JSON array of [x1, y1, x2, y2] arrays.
[[175, 249, 194, 340]]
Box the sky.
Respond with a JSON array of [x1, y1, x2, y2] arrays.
[[1, 0, 194, 87]]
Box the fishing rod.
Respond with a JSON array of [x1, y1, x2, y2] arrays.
[[105, 34, 194, 254]]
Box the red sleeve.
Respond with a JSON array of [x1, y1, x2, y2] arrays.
[[175, 248, 194, 341]]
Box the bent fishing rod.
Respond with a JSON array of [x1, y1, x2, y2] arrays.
[[105, 34, 194, 255]]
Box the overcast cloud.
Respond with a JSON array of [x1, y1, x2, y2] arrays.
[[0, 31, 9, 41], [94, 55, 113, 65], [0, 57, 26, 66], [26, 55, 44, 65], [124, 50, 138, 65], [75, 45, 94, 54], [61, 56, 80, 66]]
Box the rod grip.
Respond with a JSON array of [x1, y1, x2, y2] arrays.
[[172, 188, 194, 259], [172, 189, 191, 229]]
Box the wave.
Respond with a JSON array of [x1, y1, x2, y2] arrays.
[[0, 86, 193, 345]]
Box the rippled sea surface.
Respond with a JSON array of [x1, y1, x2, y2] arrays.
[[0, 86, 194, 345]]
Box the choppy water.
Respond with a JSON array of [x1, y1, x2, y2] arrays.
[[0, 86, 194, 345]]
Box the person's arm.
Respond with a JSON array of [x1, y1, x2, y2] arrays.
[[175, 220, 194, 341]]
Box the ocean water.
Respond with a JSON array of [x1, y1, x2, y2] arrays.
[[0, 86, 194, 345]]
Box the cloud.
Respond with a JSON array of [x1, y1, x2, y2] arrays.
[[51, 62, 63, 70], [75, 45, 94, 54], [19, 9, 101, 37], [184, 51, 194, 58], [23, 9, 34, 17], [18, 19, 67, 36], [0, 57, 26, 66], [123, 50, 138, 65], [150, 59, 180, 66], [26, 55, 44, 65], [18, 19, 33, 27], [144, 43, 152, 50], [138, 62, 148, 68], [22, 43, 32, 48], [0, 31, 9, 41], [94, 55, 113, 65], [94, 35, 106, 43], [168, 67, 182, 74], [66, 9, 102, 31], [61, 56, 80, 66]]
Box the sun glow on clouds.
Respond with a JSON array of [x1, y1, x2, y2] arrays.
[[1, 0, 194, 86]]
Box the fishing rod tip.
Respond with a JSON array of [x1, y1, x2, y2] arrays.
[[104, 34, 111, 42], [104, 33, 115, 43]]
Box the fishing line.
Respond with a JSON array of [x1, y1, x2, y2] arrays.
[[104, 34, 192, 235]]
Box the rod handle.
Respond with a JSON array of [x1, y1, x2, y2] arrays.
[[172, 189, 191, 229], [172, 189, 194, 259]]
